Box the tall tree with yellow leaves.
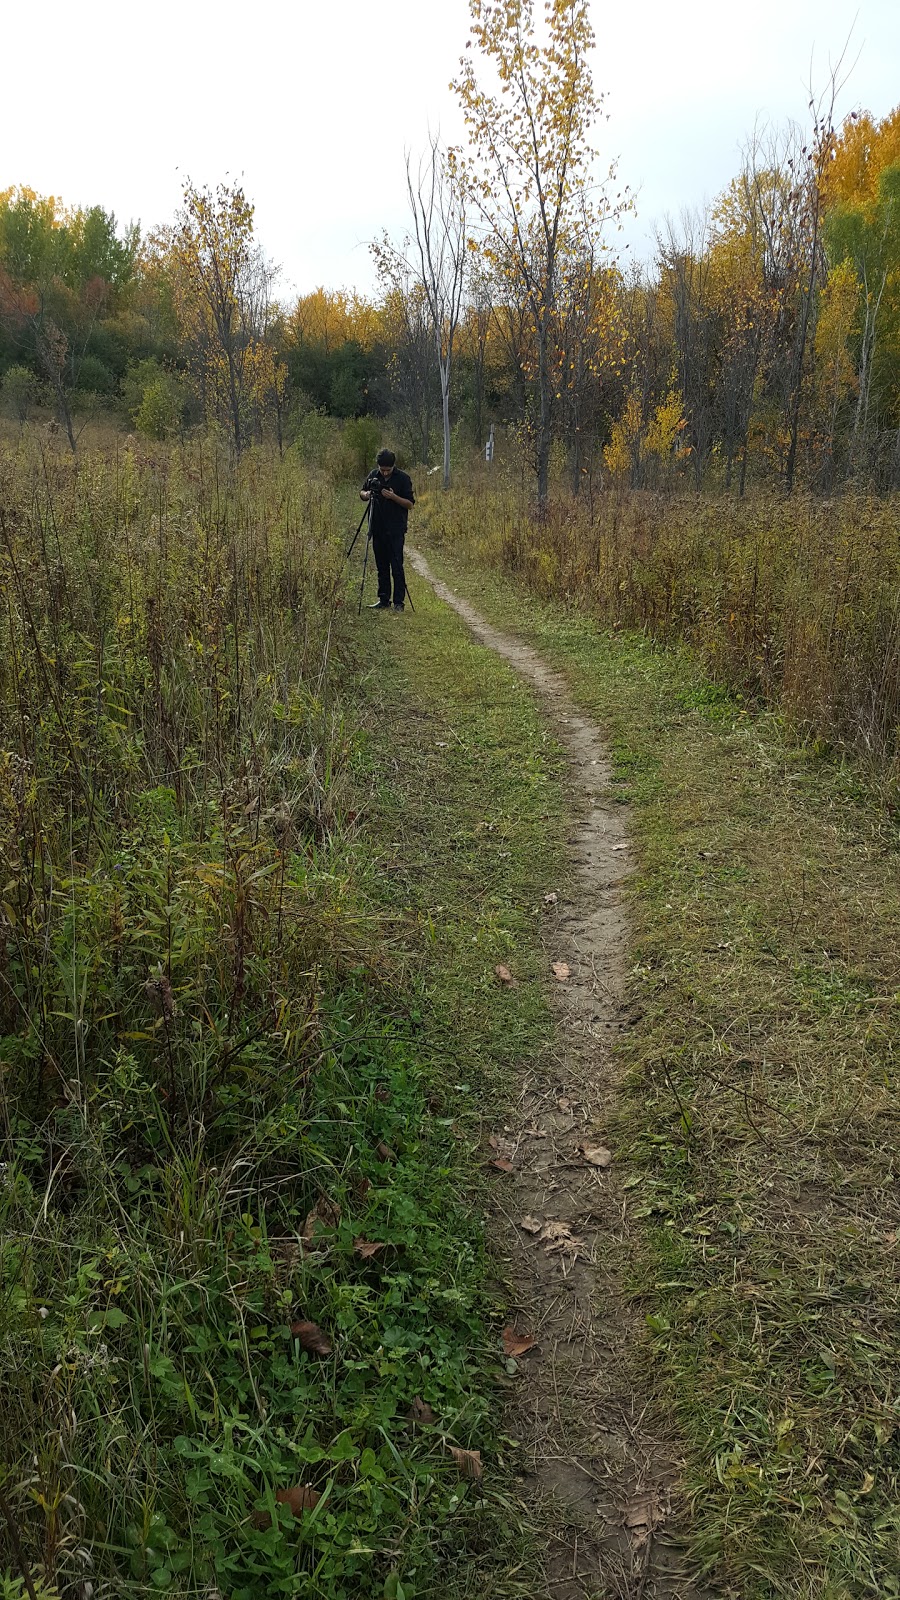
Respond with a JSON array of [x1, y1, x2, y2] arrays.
[[451, 0, 624, 506], [169, 180, 272, 457]]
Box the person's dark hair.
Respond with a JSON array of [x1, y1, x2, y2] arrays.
[[376, 448, 395, 468]]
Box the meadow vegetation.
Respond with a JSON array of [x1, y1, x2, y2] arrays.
[[417, 507, 900, 1600], [2, 3, 900, 1595], [425, 477, 900, 799], [0, 432, 566, 1600]]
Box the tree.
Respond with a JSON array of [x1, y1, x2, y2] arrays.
[[405, 136, 467, 488], [169, 180, 273, 456], [824, 111, 900, 465], [451, 0, 624, 505], [373, 257, 439, 463], [460, 257, 495, 445], [0, 187, 139, 450]]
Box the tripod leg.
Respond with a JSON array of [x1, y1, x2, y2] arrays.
[[345, 505, 369, 560], [357, 534, 372, 614]]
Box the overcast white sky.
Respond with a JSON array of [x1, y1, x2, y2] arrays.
[[3, 0, 898, 299]]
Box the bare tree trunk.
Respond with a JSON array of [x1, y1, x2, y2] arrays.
[[404, 137, 467, 491], [537, 317, 552, 508], [440, 362, 451, 490]]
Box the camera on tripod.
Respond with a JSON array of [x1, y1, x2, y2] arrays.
[[364, 469, 386, 497]]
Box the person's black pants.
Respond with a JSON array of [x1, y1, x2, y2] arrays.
[[372, 529, 406, 607]]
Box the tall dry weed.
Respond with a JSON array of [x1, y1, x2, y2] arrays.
[[426, 483, 900, 790]]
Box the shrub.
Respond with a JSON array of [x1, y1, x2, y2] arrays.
[[136, 374, 182, 438], [1, 363, 40, 422], [74, 354, 116, 394], [341, 414, 381, 478]]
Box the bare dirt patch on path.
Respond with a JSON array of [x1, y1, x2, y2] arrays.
[[408, 550, 702, 1600]]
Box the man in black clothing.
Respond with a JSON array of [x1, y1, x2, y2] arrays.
[[360, 449, 415, 611]]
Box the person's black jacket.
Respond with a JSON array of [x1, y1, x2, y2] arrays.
[[365, 469, 415, 537]]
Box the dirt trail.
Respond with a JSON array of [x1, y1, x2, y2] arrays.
[[409, 551, 699, 1600]]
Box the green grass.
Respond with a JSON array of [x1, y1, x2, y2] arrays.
[[0, 442, 569, 1600], [414, 528, 900, 1600]]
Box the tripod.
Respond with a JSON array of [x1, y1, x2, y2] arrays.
[[345, 496, 414, 614]]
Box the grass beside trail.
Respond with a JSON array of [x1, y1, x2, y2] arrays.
[[0, 445, 569, 1600], [335, 566, 571, 1598], [414, 529, 900, 1600]]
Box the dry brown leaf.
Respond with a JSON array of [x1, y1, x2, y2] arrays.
[[539, 1220, 574, 1242], [301, 1197, 340, 1243], [543, 891, 559, 906], [448, 1445, 483, 1481], [374, 1085, 391, 1103], [538, 1220, 584, 1257], [551, 961, 570, 981], [407, 1396, 436, 1427], [290, 1319, 333, 1356], [519, 1215, 544, 1234], [501, 1325, 537, 1358], [612, 843, 629, 852], [624, 1489, 663, 1548], [494, 963, 518, 986], [579, 1142, 613, 1169], [276, 1484, 321, 1517], [353, 1238, 386, 1259], [557, 1096, 571, 1111], [375, 1140, 397, 1163], [249, 1508, 272, 1529], [490, 1157, 514, 1173], [488, 1133, 516, 1160]]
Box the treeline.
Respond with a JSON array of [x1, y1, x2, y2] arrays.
[[2, 35, 899, 493]]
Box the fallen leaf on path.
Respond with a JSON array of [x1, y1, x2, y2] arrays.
[[494, 964, 518, 987], [521, 1123, 547, 1138], [557, 1096, 571, 1111], [291, 1319, 333, 1356], [375, 1140, 397, 1163], [501, 1325, 537, 1358], [407, 1396, 436, 1427], [538, 1219, 584, 1257], [448, 1446, 483, 1481], [551, 962, 570, 982], [490, 1157, 515, 1173], [353, 1238, 385, 1259], [543, 891, 559, 906], [578, 1141, 613, 1168], [612, 843, 629, 852], [624, 1489, 663, 1548], [276, 1484, 321, 1517], [488, 1133, 516, 1161], [519, 1215, 544, 1234]]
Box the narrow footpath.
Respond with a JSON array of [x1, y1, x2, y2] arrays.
[[409, 551, 701, 1600]]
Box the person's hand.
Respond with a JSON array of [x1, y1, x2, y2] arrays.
[[381, 486, 395, 500], [361, 489, 372, 501]]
